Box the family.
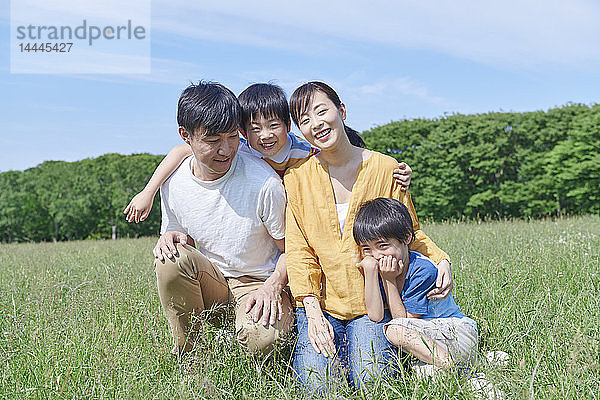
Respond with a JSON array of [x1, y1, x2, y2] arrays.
[[123, 81, 478, 393]]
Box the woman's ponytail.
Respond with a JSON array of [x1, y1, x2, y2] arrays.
[[344, 125, 366, 148]]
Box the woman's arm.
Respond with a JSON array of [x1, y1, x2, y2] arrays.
[[392, 188, 453, 299], [285, 187, 336, 356], [124, 144, 193, 223], [285, 202, 323, 302]]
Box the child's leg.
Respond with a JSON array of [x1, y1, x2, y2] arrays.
[[385, 324, 451, 368], [385, 317, 478, 370]]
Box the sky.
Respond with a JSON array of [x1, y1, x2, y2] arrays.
[[1, 0, 600, 172]]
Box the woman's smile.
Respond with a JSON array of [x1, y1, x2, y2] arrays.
[[314, 128, 331, 141]]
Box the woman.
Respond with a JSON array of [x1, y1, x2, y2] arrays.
[[284, 82, 453, 392]]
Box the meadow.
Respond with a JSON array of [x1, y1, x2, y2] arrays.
[[1, 216, 598, 399]]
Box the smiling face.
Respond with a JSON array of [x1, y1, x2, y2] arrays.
[[179, 126, 239, 181], [244, 115, 289, 157], [296, 90, 347, 150], [358, 236, 411, 266]]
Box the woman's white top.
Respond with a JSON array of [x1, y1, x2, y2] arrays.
[[336, 202, 350, 235]]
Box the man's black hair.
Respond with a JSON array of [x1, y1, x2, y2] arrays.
[[177, 81, 242, 138], [353, 198, 415, 245], [238, 83, 290, 130]]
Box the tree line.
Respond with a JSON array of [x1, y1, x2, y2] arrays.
[[0, 103, 598, 242], [362, 103, 599, 220], [0, 153, 163, 242]]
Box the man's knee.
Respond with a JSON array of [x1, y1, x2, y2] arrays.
[[155, 243, 197, 285], [237, 323, 275, 354], [235, 304, 293, 354]]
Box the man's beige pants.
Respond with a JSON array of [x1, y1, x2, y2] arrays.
[[155, 244, 293, 354]]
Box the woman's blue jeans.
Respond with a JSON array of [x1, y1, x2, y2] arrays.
[[293, 307, 396, 394]]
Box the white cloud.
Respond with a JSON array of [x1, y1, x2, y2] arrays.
[[358, 78, 448, 105], [121, 57, 207, 85], [150, 9, 342, 56], [151, 0, 600, 70]]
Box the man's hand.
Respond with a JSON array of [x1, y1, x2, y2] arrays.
[[378, 255, 403, 282], [245, 281, 283, 327], [356, 255, 379, 275], [393, 162, 412, 191], [427, 259, 453, 299], [153, 231, 190, 261]]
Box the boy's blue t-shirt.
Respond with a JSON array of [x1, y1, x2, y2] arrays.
[[402, 251, 465, 320]]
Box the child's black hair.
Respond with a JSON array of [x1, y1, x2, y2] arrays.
[[238, 83, 290, 130], [353, 198, 415, 246], [177, 81, 242, 138]]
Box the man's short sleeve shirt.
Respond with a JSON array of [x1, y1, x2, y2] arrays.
[[159, 152, 286, 279]]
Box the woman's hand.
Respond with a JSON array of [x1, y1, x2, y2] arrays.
[[427, 259, 453, 299], [303, 296, 336, 358], [378, 255, 403, 282], [393, 162, 412, 191], [123, 189, 155, 223], [307, 313, 336, 358]]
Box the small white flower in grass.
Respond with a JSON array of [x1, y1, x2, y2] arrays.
[[214, 328, 234, 346], [485, 351, 510, 368], [412, 363, 444, 380], [468, 372, 505, 400]]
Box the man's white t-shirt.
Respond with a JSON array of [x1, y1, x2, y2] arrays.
[[159, 152, 286, 279]]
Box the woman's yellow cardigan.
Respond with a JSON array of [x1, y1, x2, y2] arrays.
[[284, 151, 449, 320]]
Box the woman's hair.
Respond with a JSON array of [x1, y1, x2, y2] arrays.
[[353, 198, 415, 245], [289, 81, 366, 148]]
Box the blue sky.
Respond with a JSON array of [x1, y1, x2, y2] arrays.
[[1, 0, 600, 172]]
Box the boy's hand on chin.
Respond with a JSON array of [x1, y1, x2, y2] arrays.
[[378, 255, 402, 281], [357, 256, 379, 274]]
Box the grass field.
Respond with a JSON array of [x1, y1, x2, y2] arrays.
[[1, 216, 599, 399]]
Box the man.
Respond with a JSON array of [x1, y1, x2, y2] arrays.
[[153, 81, 292, 354]]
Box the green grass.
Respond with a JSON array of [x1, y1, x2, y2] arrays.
[[1, 216, 599, 399]]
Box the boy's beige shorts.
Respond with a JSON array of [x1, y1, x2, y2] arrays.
[[155, 243, 293, 355], [385, 316, 478, 364]]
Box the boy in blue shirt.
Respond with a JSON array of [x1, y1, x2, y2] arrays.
[[353, 198, 478, 373]]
